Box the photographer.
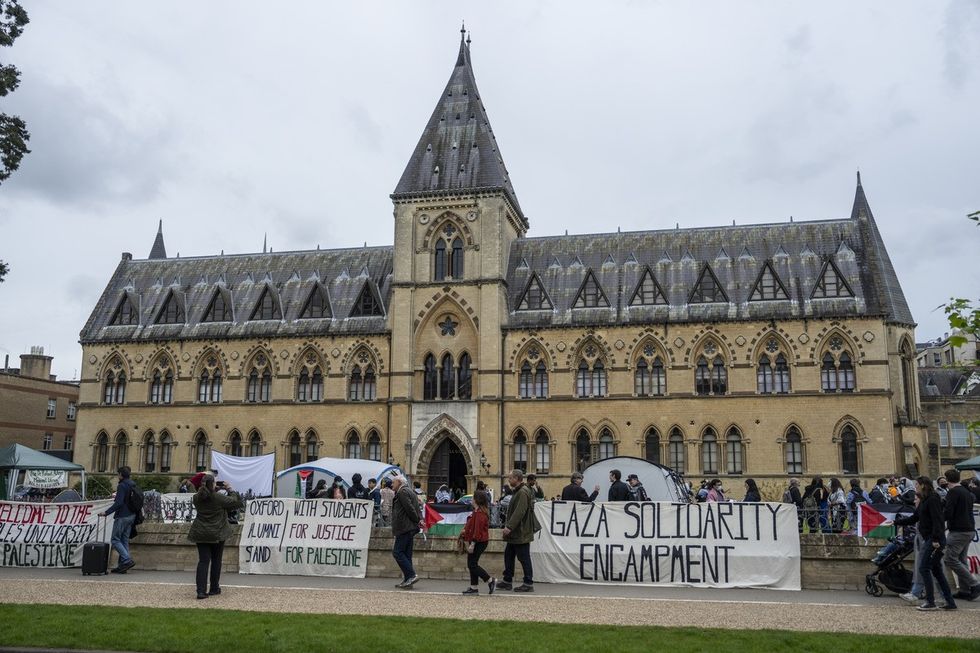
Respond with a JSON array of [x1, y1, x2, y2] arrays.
[[188, 475, 244, 600]]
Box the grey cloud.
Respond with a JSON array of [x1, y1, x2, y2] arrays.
[[942, 0, 980, 89], [785, 25, 811, 54]]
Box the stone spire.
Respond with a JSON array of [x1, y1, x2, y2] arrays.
[[148, 220, 167, 259], [392, 28, 524, 220]]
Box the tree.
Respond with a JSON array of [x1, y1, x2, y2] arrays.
[[941, 211, 980, 437], [0, 0, 30, 184]]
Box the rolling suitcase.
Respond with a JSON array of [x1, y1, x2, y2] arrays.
[[82, 515, 110, 576]]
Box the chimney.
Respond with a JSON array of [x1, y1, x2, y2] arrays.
[[20, 346, 53, 381]]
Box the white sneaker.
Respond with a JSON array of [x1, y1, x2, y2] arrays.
[[899, 592, 920, 604]]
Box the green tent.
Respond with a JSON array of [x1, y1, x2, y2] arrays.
[[0, 444, 87, 500], [954, 455, 980, 471]]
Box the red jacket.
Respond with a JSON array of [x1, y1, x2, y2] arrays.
[[461, 508, 489, 543]]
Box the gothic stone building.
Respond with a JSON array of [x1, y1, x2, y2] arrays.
[[76, 36, 926, 498]]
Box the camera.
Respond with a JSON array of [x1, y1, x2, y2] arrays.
[[216, 480, 226, 488]]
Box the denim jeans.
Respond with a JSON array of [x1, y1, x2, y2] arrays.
[[110, 514, 136, 566], [918, 539, 955, 606], [392, 530, 417, 581], [503, 542, 533, 585]]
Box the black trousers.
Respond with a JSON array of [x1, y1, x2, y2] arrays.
[[467, 541, 490, 586], [196, 541, 224, 594], [503, 542, 533, 585]]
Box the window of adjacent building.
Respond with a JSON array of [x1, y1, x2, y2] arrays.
[[597, 428, 616, 461], [576, 359, 607, 398], [535, 430, 550, 474], [366, 430, 381, 462], [645, 428, 661, 464], [933, 352, 941, 366], [950, 422, 970, 448], [346, 431, 361, 459], [938, 421, 949, 447], [725, 427, 744, 475], [42, 433, 52, 450], [944, 350, 952, 365], [695, 355, 727, 395], [46, 399, 56, 419], [575, 429, 591, 471], [785, 427, 803, 475], [63, 434, 73, 450], [668, 428, 685, 474], [840, 426, 859, 474], [66, 401, 77, 421], [701, 428, 719, 475], [634, 356, 666, 396], [513, 430, 528, 472]]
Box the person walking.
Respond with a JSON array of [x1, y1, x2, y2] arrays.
[[460, 490, 495, 595], [942, 469, 980, 601], [742, 478, 761, 502], [390, 474, 423, 589], [561, 472, 599, 502], [496, 469, 537, 593], [607, 469, 632, 501], [896, 476, 957, 611], [187, 475, 243, 600], [98, 466, 138, 574]]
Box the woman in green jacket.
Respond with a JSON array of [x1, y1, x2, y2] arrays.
[[188, 475, 244, 600]]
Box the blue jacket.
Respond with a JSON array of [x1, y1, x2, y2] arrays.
[[105, 478, 136, 519]]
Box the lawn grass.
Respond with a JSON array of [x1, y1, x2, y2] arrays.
[[0, 604, 975, 653]]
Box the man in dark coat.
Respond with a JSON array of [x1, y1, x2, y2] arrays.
[[607, 469, 632, 501], [942, 469, 979, 601], [98, 466, 137, 574], [348, 473, 371, 500], [560, 472, 600, 502], [390, 474, 422, 589], [496, 469, 537, 593]]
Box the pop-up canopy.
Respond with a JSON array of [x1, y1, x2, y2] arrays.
[[954, 455, 980, 471], [0, 444, 87, 500], [275, 457, 402, 498]]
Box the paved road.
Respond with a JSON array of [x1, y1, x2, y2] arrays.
[[0, 568, 976, 638]]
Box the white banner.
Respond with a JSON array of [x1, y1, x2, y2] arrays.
[[211, 451, 275, 497], [239, 498, 373, 577], [532, 501, 801, 590], [0, 500, 112, 567], [23, 470, 68, 489]]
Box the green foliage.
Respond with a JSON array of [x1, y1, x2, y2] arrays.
[[73, 474, 114, 499], [135, 474, 175, 494], [0, 0, 29, 184], [0, 604, 974, 653]]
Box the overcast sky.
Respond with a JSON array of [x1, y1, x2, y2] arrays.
[[1, 1, 978, 380]]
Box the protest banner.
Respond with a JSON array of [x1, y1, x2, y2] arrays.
[[239, 498, 373, 577], [23, 470, 68, 489], [0, 500, 112, 568], [532, 501, 801, 590], [968, 507, 980, 576]]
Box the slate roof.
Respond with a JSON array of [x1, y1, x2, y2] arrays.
[[80, 247, 393, 344], [918, 369, 980, 398], [392, 33, 524, 221]]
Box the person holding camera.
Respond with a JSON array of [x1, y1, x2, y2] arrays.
[[188, 475, 243, 600]]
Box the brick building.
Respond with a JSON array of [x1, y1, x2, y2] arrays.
[[75, 35, 926, 497], [0, 348, 79, 458]]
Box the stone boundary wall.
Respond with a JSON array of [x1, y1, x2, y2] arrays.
[[127, 523, 887, 592]]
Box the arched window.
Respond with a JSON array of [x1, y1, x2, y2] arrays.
[[229, 431, 242, 457], [143, 432, 156, 472], [248, 431, 262, 457], [363, 366, 377, 400], [114, 432, 128, 469], [198, 357, 223, 404], [592, 361, 607, 397], [535, 430, 550, 474], [159, 432, 172, 472], [840, 425, 859, 474], [598, 428, 615, 461], [574, 429, 591, 471], [901, 341, 916, 420], [668, 428, 685, 473], [288, 431, 301, 467], [774, 354, 790, 393], [635, 356, 666, 397], [247, 369, 259, 402], [423, 354, 438, 400], [576, 360, 591, 397], [711, 356, 727, 394], [534, 361, 548, 398], [695, 357, 711, 395], [519, 362, 532, 398], [149, 370, 171, 404], [635, 359, 649, 395], [513, 430, 528, 472], [822, 349, 856, 393], [367, 430, 381, 462], [651, 357, 666, 395], [450, 238, 464, 279], [103, 372, 115, 405], [95, 433, 109, 472], [297, 368, 309, 401], [725, 427, 744, 475], [305, 430, 319, 462], [645, 428, 661, 464], [349, 366, 363, 400], [296, 351, 323, 403], [457, 353, 472, 399], [310, 367, 323, 401], [346, 431, 360, 459], [785, 427, 803, 475], [440, 353, 455, 400], [246, 354, 272, 403], [821, 352, 837, 392], [193, 432, 209, 472], [113, 373, 126, 405], [701, 427, 718, 475], [838, 352, 855, 393], [434, 238, 447, 281], [757, 355, 774, 394]]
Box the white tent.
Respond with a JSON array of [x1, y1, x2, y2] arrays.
[[582, 456, 689, 502], [275, 457, 402, 498]]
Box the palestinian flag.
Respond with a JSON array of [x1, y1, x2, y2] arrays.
[[857, 503, 914, 538], [425, 503, 471, 537]]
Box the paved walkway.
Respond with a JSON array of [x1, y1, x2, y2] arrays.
[[0, 568, 976, 638]]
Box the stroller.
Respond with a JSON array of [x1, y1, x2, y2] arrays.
[[864, 525, 916, 597]]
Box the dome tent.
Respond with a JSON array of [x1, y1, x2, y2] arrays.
[[275, 457, 402, 498], [581, 456, 689, 502]]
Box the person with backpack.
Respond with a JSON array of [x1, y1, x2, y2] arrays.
[[801, 477, 827, 532], [98, 466, 141, 574]]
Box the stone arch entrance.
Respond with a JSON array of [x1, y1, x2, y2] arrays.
[[423, 433, 470, 499]]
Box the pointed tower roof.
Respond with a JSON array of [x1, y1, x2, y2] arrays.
[[392, 28, 524, 223], [149, 220, 167, 259], [850, 172, 914, 325]]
